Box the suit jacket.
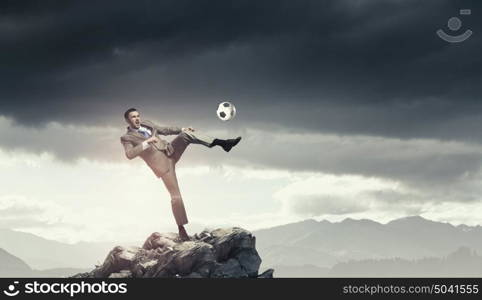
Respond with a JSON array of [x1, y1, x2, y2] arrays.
[[120, 120, 182, 177]]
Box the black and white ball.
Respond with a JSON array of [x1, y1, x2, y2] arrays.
[[216, 101, 236, 121]]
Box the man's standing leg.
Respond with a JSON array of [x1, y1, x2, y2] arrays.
[[160, 130, 214, 241], [160, 159, 189, 240], [161, 130, 241, 241]]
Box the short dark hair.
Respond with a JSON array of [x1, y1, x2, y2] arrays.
[[124, 108, 138, 119]]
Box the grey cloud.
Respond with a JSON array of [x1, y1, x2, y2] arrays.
[[0, 117, 124, 162], [287, 193, 426, 218], [0, 218, 63, 229], [0, 199, 67, 229], [2, 115, 482, 193], [207, 130, 482, 189], [0, 206, 43, 217], [289, 195, 369, 216]]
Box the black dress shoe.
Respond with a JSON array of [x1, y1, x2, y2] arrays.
[[224, 136, 242, 152], [210, 136, 242, 152]]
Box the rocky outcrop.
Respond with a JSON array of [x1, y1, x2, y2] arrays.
[[72, 227, 274, 278]]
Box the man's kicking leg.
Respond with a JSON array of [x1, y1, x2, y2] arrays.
[[170, 130, 242, 163]]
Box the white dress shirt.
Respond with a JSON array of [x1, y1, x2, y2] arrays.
[[130, 125, 152, 150]]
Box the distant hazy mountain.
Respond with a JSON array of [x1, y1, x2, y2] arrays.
[[254, 216, 482, 269], [0, 228, 119, 269], [0, 248, 88, 277], [273, 247, 482, 277], [330, 247, 482, 277], [0, 248, 32, 277], [272, 264, 330, 278]]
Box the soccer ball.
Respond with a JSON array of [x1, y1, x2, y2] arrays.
[[216, 101, 236, 121]]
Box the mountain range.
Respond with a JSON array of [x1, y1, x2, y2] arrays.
[[273, 247, 482, 277], [0, 228, 119, 270], [254, 216, 482, 269], [0, 248, 88, 277], [2, 216, 482, 277]]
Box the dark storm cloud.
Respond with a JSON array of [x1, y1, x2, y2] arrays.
[[1, 0, 482, 143]]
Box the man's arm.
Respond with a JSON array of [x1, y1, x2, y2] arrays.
[[120, 137, 147, 160], [145, 120, 182, 136]]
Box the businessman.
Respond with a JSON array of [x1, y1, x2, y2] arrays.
[[120, 108, 241, 241]]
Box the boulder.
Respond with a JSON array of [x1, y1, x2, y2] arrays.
[[72, 227, 273, 278]]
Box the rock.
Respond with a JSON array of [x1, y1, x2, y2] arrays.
[[257, 268, 274, 278], [142, 232, 177, 250], [236, 248, 262, 277], [73, 227, 273, 278], [109, 270, 132, 278], [183, 272, 204, 278], [212, 258, 248, 278], [93, 246, 140, 278], [209, 228, 256, 261]]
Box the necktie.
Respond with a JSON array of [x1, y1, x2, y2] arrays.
[[138, 129, 149, 138]]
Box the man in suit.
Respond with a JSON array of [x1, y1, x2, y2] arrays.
[[120, 108, 241, 241]]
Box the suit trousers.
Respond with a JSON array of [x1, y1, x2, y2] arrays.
[[160, 131, 214, 226]]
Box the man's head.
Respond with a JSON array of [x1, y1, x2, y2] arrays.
[[124, 108, 141, 129]]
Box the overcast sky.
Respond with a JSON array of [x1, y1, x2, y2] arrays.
[[1, 0, 482, 243]]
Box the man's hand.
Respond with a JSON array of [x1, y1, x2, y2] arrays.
[[145, 136, 158, 144], [182, 127, 195, 132]]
